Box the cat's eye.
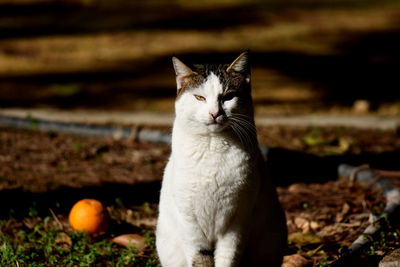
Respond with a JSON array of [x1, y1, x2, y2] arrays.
[[194, 95, 206, 101], [222, 92, 236, 102]]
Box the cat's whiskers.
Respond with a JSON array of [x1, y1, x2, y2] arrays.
[[229, 115, 257, 136], [229, 121, 246, 148], [230, 113, 257, 129], [228, 115, 258, 152], [235, 123, 257, 152], [229, 117, 256, 135]]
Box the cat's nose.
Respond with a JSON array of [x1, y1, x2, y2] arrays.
[[209, 111, 220, 120]]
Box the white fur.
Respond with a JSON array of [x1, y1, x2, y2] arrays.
[[156, 71, 287, 267], [176, 73, 235, 134]]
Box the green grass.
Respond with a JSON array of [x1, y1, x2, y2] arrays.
[[0, 211, 160, 266]]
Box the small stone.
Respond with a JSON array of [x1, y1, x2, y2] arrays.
[[379, 248, 400, 267], [310, 221, 320, 231], [353, 99, 370, 114], [288, 183, 304, 193]]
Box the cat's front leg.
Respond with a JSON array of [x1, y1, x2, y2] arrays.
[[214, 230, 243, 267], [178, 223, 215, 267]]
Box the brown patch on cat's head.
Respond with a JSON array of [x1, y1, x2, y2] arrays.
[[172, 57, 205, 99], [176, 73, 205, 99], [172, 51, 251, 100]]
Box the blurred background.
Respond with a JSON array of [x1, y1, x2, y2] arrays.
[[0, 0, 400, 116]]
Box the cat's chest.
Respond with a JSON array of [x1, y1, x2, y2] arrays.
[[172, 139, 257, 236], [175, 138, 251, 184], [172, 137, 255, 206]]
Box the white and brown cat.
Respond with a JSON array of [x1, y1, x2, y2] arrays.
[[156, 52, 287, 267]]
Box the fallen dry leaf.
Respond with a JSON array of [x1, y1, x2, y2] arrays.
[[55, 232, 72, 251], [126, 209, 157, 228], [335, 202, 351, 223], [282, 254, 311, 267], [111, 234, 147, 251], [294, 217, 320, 233], [340, 221, 362, 228], [303, 134, 328, 147], [318, 224, 348, 239], [294, 217, 310, 232], [288, 232, 322, 245]]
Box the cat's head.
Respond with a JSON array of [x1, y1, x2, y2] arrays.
[[172, 52, 253, 134]]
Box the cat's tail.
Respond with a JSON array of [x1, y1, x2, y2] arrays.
[[192, 249, 214, 267]]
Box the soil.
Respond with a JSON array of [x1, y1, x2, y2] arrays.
[[1, 125, 399, 193], [0, 127, 169, 193], [1, 125, 400, 265]]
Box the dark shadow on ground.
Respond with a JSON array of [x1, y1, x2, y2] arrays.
[[174, 28, 400, 102], [253, 30, 400, 103], [266, 148, 400, 186], [1, 148, 399, 218], [0, 2, 262, 39], [0, 58, 175, 109], [1, 27, 400, 109], [0, 0, 387, 39], [0, 181, 162, 219]]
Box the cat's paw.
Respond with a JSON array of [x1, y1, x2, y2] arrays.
[[192, 249, 214, 267]]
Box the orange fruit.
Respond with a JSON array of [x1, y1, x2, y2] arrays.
[[68, 199, 109, 235]]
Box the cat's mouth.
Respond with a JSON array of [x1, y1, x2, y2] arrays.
[[206, 118, 227, 127], [205, 120, 230, 132], [206, 121, 223, 126], [207, 115, 227, 126]]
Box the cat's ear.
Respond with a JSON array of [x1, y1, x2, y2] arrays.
[[172, 57, 194, 90], [227, 51, 249, 73], [227, 51, 250, 83]]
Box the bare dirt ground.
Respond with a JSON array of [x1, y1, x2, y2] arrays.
[[2, 125, 400, 193], [1, 125, 399, 265]]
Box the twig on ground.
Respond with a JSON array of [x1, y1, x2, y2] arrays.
[[49, 208, 64, 230]]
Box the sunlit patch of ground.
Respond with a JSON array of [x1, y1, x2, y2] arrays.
[[0, 0, 400, 114]]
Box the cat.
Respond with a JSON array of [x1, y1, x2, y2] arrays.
[[156, 51, 287, 267]]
